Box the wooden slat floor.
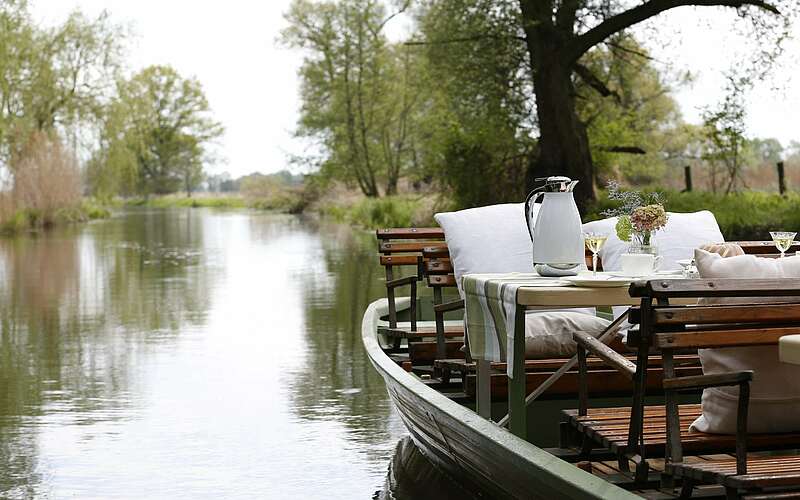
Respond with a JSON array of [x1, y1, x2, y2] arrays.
[[586, 453, 734, 498], [564, 405, 800, 454]]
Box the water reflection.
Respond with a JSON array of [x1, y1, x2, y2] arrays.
[[0, 208, 419, 499]]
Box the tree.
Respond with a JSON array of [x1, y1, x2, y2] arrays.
[[516, 0, 794, 210], [0, 1, 125, 165], [411, 0, 535, 207], [701, 75, 750, 193], [575, 35, 685, 185], [417, 0, 793, 208], [93, 65, 223, 197], [283, 0, 418, 197]]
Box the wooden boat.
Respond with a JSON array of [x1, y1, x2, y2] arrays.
[[362, 298, 639, 499], [364, 231, 800, 499]]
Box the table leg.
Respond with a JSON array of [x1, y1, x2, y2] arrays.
[[508, 303, 527, 439], [476, 359, 491, 419]]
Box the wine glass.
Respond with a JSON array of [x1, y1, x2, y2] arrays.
[[583, 232, 608, 278], [770, 231, 796, 258]]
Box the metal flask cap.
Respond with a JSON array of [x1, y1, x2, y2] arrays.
[[527, 176, 583, 277]]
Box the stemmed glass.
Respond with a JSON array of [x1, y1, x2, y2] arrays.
[[583, 232, 608, 278], [770, 231, 797, 258]]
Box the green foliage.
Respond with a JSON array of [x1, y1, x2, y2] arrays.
[[412, 0, 534, 207], [588, 189, 800, 240], [701, 75, 751, 193], [0, 2, 125, 162], [576, 36, 686, 184], [283, 0, 421, 197], [91, 65, 223, 198], [321, 195, 437, 229]]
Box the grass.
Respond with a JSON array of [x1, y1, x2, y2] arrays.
[[319, 194, 439, 229], [0, 198, 111, 235], [127, 193, 308, 213], [587, 190, 800, 240]]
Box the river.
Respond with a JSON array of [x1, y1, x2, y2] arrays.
[[0, 208, 464, 499]]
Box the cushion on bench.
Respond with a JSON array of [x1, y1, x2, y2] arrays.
[[691, 248, 800, 434], [434, 203, 535, 298], [524, 311, 611, 358]]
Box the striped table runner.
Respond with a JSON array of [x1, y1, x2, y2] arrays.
[[462, 273, 571, 377]]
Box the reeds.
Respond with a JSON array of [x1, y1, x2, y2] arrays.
[[4, 131, 83, 229]]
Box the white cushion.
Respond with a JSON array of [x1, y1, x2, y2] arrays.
[[582, 211, 724, 321], [435, 203, 597, 355], [434, 203, 534, 298], [525, 311, 611, 358], [691, 249, 800, 434]]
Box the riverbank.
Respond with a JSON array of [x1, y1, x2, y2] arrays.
[[122, 189, 800, 240], [126, 191, 308, 213], [0, 198, 110, 235], [317, 189, 800, 240]]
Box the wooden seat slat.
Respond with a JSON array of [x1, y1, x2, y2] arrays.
[[379, 241, 448, 253], [422, 246, 450, 259], [424, 259, 453, 274], [655, 326, 800, 349], [427, 275, 457, 287], [437, 353, 699, 373], [379, 254, 420, 266], [652, 303, 800, 326], [379, 325, 464, 339], [566, 404, 800, 457], [668, 455, 800, 490], [376, 227, 444, 239]]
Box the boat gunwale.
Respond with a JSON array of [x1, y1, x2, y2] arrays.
[[362, 298, 639, 500]]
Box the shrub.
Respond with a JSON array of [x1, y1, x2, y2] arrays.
[[587, 189, 800, 240], [11, 131, 82, 226]]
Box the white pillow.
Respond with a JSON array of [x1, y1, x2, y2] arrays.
[[435, 203, 596, 351], [582, 211, 724, 321], [690, 249, 800, 434], [525, 311, 611, 359], [435, 203, 535, 297]]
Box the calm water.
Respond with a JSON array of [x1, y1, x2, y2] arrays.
[[0, 207, 455, 499]]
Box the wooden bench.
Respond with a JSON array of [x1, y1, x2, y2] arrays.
[[567, 278, 800, 497], [375, 228, 447, 349]]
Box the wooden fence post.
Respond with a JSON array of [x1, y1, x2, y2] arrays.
[[778, 161, 787, 196], [683, 165, 692, 192]]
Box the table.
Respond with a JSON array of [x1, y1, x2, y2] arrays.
[[500, 284, 643, 439]]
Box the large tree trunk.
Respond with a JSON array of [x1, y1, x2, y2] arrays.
[[528, 57, 596, 213], [526, 65, 595, 213], [519, 1, 596, 214]]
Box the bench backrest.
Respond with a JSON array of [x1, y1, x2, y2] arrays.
[[628, 279, 800, 473], [376, 228, 445, 327]]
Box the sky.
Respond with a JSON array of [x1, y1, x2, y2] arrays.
[[30, 2, 800, 178]]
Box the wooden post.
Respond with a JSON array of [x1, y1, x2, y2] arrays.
[[476, 359, 492, 419], [683, 165, 692, 192], [778, 161, 787, 196], [508, 303, 527, 440]]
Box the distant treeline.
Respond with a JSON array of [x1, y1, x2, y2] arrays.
[[284, 0, 797, 210], [0, 1, 223, 228]]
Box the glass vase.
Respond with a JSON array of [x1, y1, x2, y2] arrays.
[[628, 243, 658, 256]]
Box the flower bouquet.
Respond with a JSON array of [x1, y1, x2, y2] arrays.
[[603, 182, 668, 252]]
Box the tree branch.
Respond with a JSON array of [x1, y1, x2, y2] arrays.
[[573, 63, 621, 103], [599, 145, 648, 154], [404, 34, 526, 46], [568, 0, 780, 62]]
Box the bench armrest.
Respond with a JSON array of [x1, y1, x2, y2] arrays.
[[662, 370, 753, 391], [573, 332, 636, 380], [434, 299, 464, 314], [663, 370, 752, 476], [386, 275, 418, 289]]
